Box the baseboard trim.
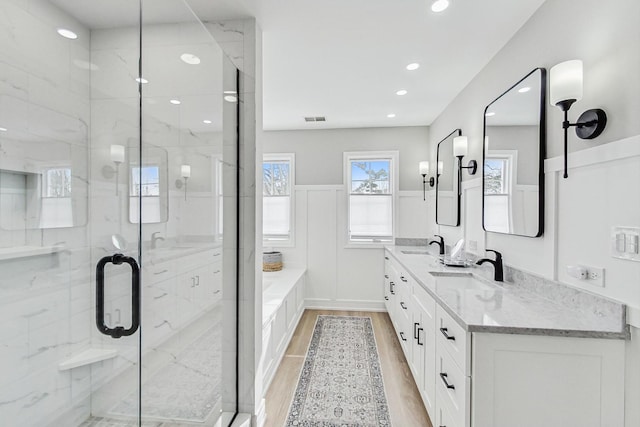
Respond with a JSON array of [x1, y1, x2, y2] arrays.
[[255, 399, 266, 427], [305, 298, 386, 312]]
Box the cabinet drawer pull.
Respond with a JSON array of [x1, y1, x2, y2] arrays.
[[213, 253, 221, 257], [385, 256, 389, 260], [400, 302, 407, 310], [399, 332, 407, 342], [413, 322, 419, 339], [400, 276, 407, 282], [213, 290, 221, 294], [417, 328, 424, 346], [384, 274, 389, 279], [154, 269, 168, 275], [439, 373, 455, 390], [440, 327, 455, 341], [390, 282, 395, 295], [384, 296, 389, 301]]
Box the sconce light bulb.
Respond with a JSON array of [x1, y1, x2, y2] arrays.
[[453, 136, 468, 157], [419, 161, 429, 176], [550, 59, 583, 107], [110, 144, 125, 164], [181, 164, 191, 179]]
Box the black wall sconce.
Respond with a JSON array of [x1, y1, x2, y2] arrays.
[[419, 161, 436, 201], [550, 60, 607, 179], [453, 136, 477, 175]]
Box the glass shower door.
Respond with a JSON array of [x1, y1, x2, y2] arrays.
[[0, 0, 143, 425], [0, 0, 237, 425]]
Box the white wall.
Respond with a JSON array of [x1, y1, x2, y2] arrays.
[[427, 1, 640, 425], [263, 127, 430, 309]]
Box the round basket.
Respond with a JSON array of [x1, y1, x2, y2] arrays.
[[263, 251, 283, 272]]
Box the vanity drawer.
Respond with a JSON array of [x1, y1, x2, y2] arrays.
[[435, 394, 460, 427], [144, 261, 175, 282], [436, 344, 470, 427], [413, 281, 435, 314], [436, 305, 469, 374]]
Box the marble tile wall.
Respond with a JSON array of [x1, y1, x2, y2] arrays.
[[0, 2, 242, 425], [0, 0, 94, 425]]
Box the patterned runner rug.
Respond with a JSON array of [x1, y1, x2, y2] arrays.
[[285, 315, 391, 426]]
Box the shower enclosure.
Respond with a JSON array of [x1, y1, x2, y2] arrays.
[[0, 0, 239, 425]]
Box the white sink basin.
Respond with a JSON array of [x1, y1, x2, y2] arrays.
[[401, 250, 430, 255], [435, 274, 499, 292]]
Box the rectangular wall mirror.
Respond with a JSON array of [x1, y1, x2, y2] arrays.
[[436, 128, 462, 226], [482, 67, 546, 237]]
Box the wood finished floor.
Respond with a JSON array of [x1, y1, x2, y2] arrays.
[[264, 309, 432, 427]]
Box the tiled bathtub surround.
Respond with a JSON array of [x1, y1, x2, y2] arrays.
[[386, 246, 628, 339], [394, 238, 430, 246]]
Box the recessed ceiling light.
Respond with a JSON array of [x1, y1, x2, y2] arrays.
[[431, 0, 450, 13], [170, 99, 181, 105], [387, 113, 396, 118], [518, 87, 531, 93], [406, 63, 420, 71], [136, 77, 148, 84], [180, 53, 201, 65], [0, 127, 7, 132], [485, 111, 496, 117], [396, 89, 408, 96], [224, 95, 238, 103], [203, 120, 212, 124], [57, 28, 78, 39]]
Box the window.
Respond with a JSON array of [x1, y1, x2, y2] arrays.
[[40, 167, 73, 228], [129, 165, 161, 223], [263, 153, 294, 244], [345, 151, 398, 244], [483, 152, 515, 233]]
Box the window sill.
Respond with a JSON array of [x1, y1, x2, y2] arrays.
[[344, 243, 388, 250], [263, 241, 295, 249]]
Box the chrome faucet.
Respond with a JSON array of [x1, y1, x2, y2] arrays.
[[476, 249, 504, 282], [151, 232, 165, 249], [429, 234, 445, 255]]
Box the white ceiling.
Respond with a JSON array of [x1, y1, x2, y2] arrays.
[[244, 0, 547, 130], [53, 0, 547, 131]]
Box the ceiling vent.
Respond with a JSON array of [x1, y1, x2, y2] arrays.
[[304, 116, 326, 122]]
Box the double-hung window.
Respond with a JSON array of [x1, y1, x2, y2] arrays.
[[345, 151, 398, 244], [263, 153, 294, 245], [483, 152, 514, 233]]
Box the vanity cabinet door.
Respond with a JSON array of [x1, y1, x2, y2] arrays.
[[412, 284, 436, 419]]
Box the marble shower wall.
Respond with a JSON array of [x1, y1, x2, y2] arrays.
[[0, 0, 94, 424]]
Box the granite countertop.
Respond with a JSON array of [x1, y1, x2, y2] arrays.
[[385, 245, 628, 339]]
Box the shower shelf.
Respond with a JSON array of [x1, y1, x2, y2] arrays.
[[58, 348, 118, 371], [0, 245, 60, 261]]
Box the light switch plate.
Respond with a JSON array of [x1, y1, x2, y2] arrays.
[[612, 226, 640, 262]]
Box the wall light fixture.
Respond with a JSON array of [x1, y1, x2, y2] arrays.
[[550, 60, 607, 178], [175, 164, 191, 200], [102, 144, 125, 195], [453, 135, 477, 175], [419, 161, 435, 201]]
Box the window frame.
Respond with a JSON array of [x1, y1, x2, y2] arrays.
[[262, 152, 295, 247], [344, 150, 399, 248]]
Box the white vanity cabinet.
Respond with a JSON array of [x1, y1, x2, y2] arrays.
[[383, 249, 626, 427]]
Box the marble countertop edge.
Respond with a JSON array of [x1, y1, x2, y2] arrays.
[[385, 245, 628, 340]]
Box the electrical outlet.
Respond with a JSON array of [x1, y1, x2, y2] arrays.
[[578, 265, 605, 287]]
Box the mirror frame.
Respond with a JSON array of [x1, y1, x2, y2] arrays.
[[481, 67, 546, 237], [435, 128, 462, 226]]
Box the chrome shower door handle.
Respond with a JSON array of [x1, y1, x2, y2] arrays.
[[96, 254, 140, 339]]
